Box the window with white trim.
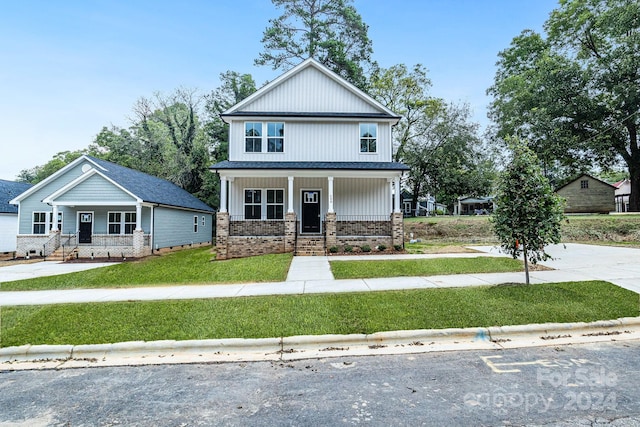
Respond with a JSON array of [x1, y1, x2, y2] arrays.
[[33, 212, 47, 234], [48, 211, 63, 232], [108, 211, 136, 235], [245, 122, 284, 153], [193, 215, 198, 233], [201, 216, 206, 227], [245, 122, 262, 152], [360, 123, 377, 153], [267, 122, 284, 152]]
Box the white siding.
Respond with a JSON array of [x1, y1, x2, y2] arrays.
[[228, 177, 390, 217], [229, 121, 392, 162], [0, 214, 17, 252], [241, 66, 381, 113]]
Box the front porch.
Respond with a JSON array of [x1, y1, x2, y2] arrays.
[[16, 230, 152, 261], [216, 211, 403, 259]]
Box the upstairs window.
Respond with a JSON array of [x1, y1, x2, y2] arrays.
[[245, 122, 262, 152], [267, 122, 284, 152], [360, 123, 377, 153], [245, 122, 284, 153], [580, 180, 589, 189]]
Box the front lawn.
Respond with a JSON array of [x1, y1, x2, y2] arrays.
[[331, 257, 525, 279], [1, 281, 636, 347], [0, 248, 293, 291]]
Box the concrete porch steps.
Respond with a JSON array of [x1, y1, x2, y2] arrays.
[[45, 247, 77, 262], [295, 236, 325, 256]]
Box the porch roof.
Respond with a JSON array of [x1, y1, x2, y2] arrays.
[[210, 161, 409, 172]]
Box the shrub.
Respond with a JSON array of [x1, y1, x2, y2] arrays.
[[377, 244, 387, 251], [393, 244, 403, 251], [361, 244, 371, 252], [329, 246, 339, 253], [344, 245, 353, 253]]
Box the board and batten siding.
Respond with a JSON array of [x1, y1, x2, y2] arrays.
[[229, 121, 392, 162], [153, 207, 213, 249], [241, 66, 381, 114], [228, 177, 390, 218]]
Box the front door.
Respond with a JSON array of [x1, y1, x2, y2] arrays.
[[301, 190, 321, 233], [79, 212, 93, 244]]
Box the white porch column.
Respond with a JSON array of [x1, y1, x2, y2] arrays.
[[220, 176, 228, 213], [327, 176, 334, 213], [287, 176, 294, 213], [51, 204, 59, 231], [136, 203, 142, 230], [394, 176, 401, 213]]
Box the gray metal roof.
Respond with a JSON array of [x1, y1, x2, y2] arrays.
[[0, 179, 32, 214], [87, 156, 214, 212], [210, 160, 409, 172]]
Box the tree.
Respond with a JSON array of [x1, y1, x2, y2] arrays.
[[16, 150, 85, 184], [491, 138, 565, 285], [368, 64, 438, 162], [255, 0, 373, 89], [488, 0, 640, 211], [402, 101, 495, 213]]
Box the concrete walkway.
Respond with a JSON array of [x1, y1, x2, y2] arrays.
[[1, 243, 639, 306]]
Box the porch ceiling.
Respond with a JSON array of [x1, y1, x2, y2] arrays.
[[211, 161, 409, 179]]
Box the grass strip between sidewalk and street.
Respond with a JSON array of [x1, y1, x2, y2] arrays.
[[1, 281, 637, 347], [330, 257, 525, 279]]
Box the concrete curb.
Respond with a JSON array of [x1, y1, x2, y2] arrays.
[[2, 317, 640, 370]]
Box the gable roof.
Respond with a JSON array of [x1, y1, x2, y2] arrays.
[[11, 155, 214, 213], [555, 173, 616, 192], [0, 179, 32, 214], [221, 58, 400, 122]]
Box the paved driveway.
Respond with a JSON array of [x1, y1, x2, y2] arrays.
[[0, 261, 117, 283], [470, 243, 640, 293]]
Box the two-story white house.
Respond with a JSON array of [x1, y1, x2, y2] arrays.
[[212, 58, 409, 259]]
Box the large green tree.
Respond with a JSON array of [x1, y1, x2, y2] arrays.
[[16, 150, 86, 184], [488, 0, 640, 210], [491, 138, 565, 285], [403, 101, 495, 213], [255, 0, 373, 89]]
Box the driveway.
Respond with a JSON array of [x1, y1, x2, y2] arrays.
[[470, 243, 640, 293], [0, 261, 117, 283]]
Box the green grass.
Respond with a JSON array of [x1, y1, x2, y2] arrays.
[[330, 257, 524, 279], [0, 248, 293, 291], [1, 281, 636, 347]]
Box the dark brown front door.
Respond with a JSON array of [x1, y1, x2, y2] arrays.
[[301, 190, 320, 233]]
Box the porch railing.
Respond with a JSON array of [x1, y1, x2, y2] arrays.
[[229, 216, 285, 236], [42, 234, 59, 258], [61, 232, 78, 259], [336, 215, 392, 236]]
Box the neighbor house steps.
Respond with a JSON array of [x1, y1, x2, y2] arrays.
[[46, 247, 78, 262], [295, 236, 325, 256]]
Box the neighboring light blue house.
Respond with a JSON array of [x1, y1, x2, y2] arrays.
[[10, 155, 214, 260], [0, 179, 32, 253]]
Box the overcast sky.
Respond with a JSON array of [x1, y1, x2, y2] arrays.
[[0, 0, 558, 181]]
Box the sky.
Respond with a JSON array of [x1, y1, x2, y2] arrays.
[[0, 0, 559, 181]]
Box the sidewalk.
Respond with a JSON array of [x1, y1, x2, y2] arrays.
[[1, 243, 639, 306], [2, 243, 640, 369]]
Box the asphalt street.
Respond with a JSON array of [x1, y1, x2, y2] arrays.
[[1, 340, 640, 426]]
